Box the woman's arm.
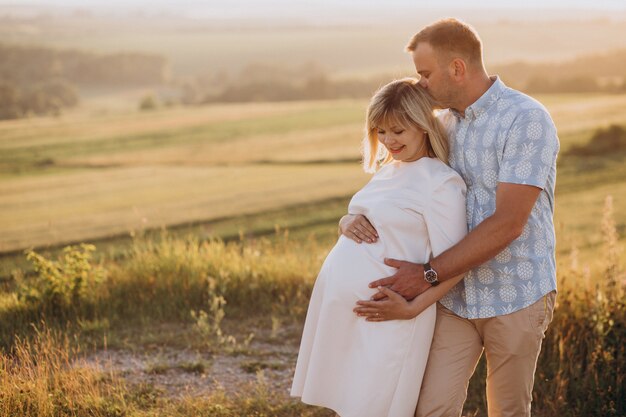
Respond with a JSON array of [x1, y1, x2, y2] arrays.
[[353, 272, 464, 321], [339, 214, 379, 244]]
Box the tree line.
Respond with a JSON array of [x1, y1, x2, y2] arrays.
[[0, 80, 78, 120], [173, 62, 391, 106], [0, 43, 168, 120], [2, 42, 626, 119], [170, 49, 626, 107], [493, 49, 626, 94]]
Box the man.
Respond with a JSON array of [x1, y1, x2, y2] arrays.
[[342, 18, 559, 417]]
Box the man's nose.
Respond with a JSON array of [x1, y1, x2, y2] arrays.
[[418, 78, 428, 88]]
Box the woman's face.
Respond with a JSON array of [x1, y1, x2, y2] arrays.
[[376, 123, 428, 162]]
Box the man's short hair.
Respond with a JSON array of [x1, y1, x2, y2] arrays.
[[406, 18, 483, 65]]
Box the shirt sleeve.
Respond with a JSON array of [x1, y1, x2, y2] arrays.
[[498, 108, 560, 189], [423, 172, 468, 257]]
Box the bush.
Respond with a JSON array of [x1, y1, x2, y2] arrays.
[[0, 82, 22, 120], [139, 94, 158, 111], [18, 244, 104, 319], [0, 80, 79, 120], [525, 75, 601, 94], [567, 124, 626, 156]]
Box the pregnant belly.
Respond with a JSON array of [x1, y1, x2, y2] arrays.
[[318, 235, 396, 303]]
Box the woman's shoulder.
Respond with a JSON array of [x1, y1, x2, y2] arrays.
[[404, 158, 465, 188]]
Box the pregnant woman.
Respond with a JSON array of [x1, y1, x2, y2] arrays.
[[290, 78, 468, 417]]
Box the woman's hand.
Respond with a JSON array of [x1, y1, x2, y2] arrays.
[[339, 214, 378, 244], [353, 286, 415, 321]]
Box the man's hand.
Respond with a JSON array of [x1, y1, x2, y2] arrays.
[[339, 214, 378, 244], [368, 258, 430, 301]]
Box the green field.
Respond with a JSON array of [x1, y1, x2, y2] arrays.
[[0, 100, 368, 253], [1, 93, 626, 259], [0, 93, 624, 416]]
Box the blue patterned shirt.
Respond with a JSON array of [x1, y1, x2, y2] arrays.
[[438, 77, 559, 319]]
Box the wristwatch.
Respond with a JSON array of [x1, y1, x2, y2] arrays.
[[424, 262, 440, 287]]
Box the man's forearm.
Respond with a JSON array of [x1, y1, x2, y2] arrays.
[[430, 211, 523, 283], [369, 182, 542, 301]]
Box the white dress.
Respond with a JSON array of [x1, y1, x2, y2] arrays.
[[290, 157, 467, 417]]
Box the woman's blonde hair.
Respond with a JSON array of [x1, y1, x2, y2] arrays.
[[362, 77, 448, 173]]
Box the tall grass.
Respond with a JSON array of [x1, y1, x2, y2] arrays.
[[0, 198, 624, 416], [0, 327, 332, 417], [535, 195, 624, 416], [1, 230, 325, 348], [0, 327, 128, 417]]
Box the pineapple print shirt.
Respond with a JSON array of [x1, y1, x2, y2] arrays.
[[438, 76, 559, 319]]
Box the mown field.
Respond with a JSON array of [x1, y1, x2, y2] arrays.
[[1, 93, 626, 259], [0, 93, 625, 416]]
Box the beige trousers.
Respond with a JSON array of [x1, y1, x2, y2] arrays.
[[415, 291, 556, 417]]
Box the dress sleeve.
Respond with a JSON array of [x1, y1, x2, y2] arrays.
[[423, 173, 468, 257]]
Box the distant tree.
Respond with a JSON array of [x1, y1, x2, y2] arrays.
[[139, 94, 158, 111], [38, 80, 79, 107], [567, 124, 626, 155], [494, 48, 626, 90], [526, 75, 600, 93], [215, 81, 301, 102], [0, 43, 168, 89], [0, 80, 78, 120], [0, 82, 23, 120], [195, 62, 390, 103], [20, 81, 79, 117], [303, 74, 333, 99], [180, 80, 201, 105]]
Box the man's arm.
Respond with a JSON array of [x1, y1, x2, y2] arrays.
[[355, 271, 466, 321], [369, 182, 542, 300]]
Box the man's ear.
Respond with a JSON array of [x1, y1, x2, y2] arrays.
[[449, 58, 466, 80]]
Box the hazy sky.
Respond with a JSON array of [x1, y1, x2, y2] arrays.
[[2, 1, 626, 29], [3, 0, 626, 18], [2, 0, 625, 7]]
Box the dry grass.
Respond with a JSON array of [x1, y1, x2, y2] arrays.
[[0, 100, 345, 150], [0, 327, 128, 417], [556, 182, 626, 263], [0, 164, 368, 252], [538, 93, 626, 139], [1, 94, 626, 254], [0, 203, 623, 416], [61, 123, 364, 167]]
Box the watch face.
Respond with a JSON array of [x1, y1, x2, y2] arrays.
[[425, 270, 438, 283]]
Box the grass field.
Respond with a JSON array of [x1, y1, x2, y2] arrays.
[[0, 92, 625, 416], [1, 93, 626, 258], [0, 99, 368, 253]]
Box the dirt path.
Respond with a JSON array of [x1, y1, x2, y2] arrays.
[[79, 322, 302, 399]]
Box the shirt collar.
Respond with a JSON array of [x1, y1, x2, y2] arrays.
[[451, 76, 505, 120]]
